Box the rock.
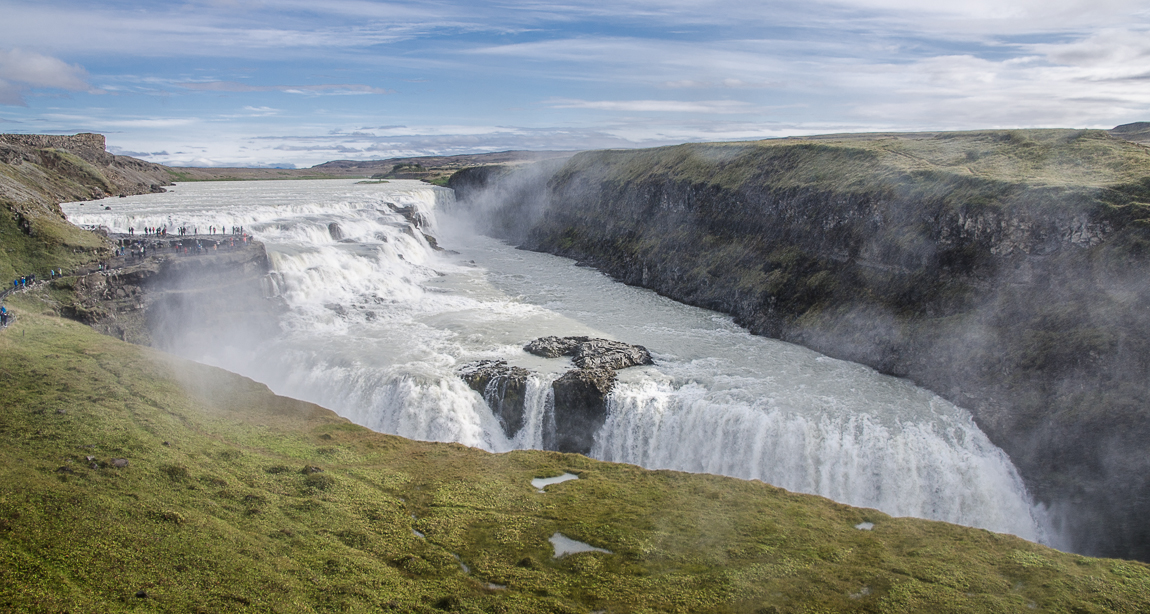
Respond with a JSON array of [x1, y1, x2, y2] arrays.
[[458, 360, 531, 438], [301, 465, 323, 475], [393, 204, 429, 229], [525, 336, 652, 370], [327, 222, 344, 240], [549, 367, 616, 454], [111, 458, 129, 468], [571, 339, 653, 370], [524, 336, 589, 358]]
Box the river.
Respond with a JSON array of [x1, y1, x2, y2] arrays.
[[62, 178, 1060, 546]]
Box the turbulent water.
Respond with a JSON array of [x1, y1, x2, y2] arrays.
[[63, 179, 1060, 546]]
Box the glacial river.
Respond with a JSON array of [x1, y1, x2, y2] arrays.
[[63, 179, 1059, 546]]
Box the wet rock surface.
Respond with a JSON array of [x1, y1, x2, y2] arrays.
[[458, 360, 531, 438], [463, 336, 653, 453], [524, 336, 588, 358], [570, 338, 653, 370], [547, 367, 617, 454], [525, 336, 653, 369], [58, 240, 282, 347]]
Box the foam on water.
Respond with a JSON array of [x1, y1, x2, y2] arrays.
[[62, 179, 1061, 546]]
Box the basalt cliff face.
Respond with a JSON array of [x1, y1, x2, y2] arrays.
[[453, 128, 1150, 560], [54, 241, 280, 348]]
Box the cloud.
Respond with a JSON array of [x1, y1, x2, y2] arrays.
[[108, 146, 170, 157], [0, 48, 90, 105], [179, 81, 393, 95], [546, 98, 754, 113]]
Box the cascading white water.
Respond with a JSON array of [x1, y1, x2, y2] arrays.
[[62, 179, 1060, 546]]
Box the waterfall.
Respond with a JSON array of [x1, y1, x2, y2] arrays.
[[593, 379, 1049, 542], [61, 179, 1060, 547]]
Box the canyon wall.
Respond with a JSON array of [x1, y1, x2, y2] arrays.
[[453, 129, 1150, 560]]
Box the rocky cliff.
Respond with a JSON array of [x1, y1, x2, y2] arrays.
[[0, 133, 174, 283], [452, 128, 1150, 560], [50, 239, 280, 348]]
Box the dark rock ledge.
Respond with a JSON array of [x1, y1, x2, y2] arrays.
[[458, 336, 653, 454]]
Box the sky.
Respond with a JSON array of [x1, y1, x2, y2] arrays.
[[0, 0, 1148, 168]]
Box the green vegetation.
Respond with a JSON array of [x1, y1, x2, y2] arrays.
[[559, 130, 1150, 194], [393, 163, 426, 172], [0, 200, 109, 284], [8, 128, 1150, 609], [3, 297, 1150, 612]]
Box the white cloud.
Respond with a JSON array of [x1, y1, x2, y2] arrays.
[[0, 48, 90, 105], [546, 98, 754, 113], [179, 81, 393, 95]]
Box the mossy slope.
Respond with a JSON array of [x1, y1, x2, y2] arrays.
[[2, 298, 1150, 613]]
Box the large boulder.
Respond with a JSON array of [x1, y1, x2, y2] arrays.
[[458, 360, 531, 438], [548, 367, 617, 454], [463, 337, 654, 453], [525, 335, 653, 369], [571, 338, 653, 370], [524, 335, 589, 358]]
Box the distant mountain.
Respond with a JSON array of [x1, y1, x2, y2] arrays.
[[170, 150, 576, 184], [1109, 121, 1150, 144]]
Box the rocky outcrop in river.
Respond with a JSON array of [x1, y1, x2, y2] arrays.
[[459, 336, 652, 452], [452, 128, 1150, 560]]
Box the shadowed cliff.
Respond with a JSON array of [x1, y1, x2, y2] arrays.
[[451, 127, 1150, 560]]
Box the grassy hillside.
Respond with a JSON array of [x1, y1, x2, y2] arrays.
[[556, 129, 1150, 193], [170, 151, 575, 185], [3, 292, 1150, 612], [0, 202, 108, 285]]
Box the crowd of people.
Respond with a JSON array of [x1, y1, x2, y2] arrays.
[[0, 227, 258, 331], [126, 225, 248, 238], [11, 274, 35, 291]]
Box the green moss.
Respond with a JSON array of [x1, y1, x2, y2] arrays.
[[0, 199, 109, 283]]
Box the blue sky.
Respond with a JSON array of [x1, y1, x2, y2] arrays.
[[1, 0, 1148, 167]]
